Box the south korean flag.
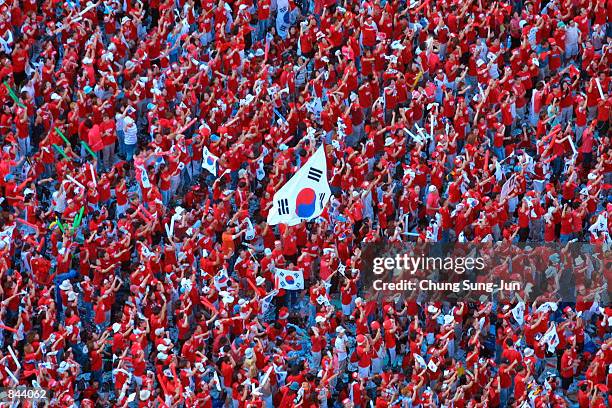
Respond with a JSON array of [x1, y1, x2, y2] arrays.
[[267, 144, 331, 226], [275, 268, 304, 290], [202, 146, 219, 176]]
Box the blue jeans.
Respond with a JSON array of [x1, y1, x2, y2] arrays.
[[125, 143, 137, 161], [257, 18, 269, 42], [162, 189, 171, 206], [495, 146, 505, 161], [500, 387, 510, 407], [117, 130, 125, 156]]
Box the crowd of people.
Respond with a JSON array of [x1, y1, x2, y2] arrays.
[[0, 0, 610, 406]]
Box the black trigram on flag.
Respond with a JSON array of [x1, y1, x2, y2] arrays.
[[277, 198, 289, 215], [319, 193, 325, 208], [307, 167, 323, 182]]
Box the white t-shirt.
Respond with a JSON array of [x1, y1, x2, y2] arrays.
[[334, 335, 348, 361]]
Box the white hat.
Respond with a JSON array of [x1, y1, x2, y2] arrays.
[[245, 348, 254, 358], [476, 59, 485, 67], [427, 305, 438, 314], [255, 48, 265, 57], [59, 280, 72, 290], [524, 348, 534, 357], [255, 276, 265, 286], [264, 248, 272, 256], [139, 390, 151, 400], [157, 352, 168, 360], [315, 315, 325, 324], [154, 327, 164, 336], [157, 343, 168, 352], [82, 57, 93, 65], [67, 292, 77, 302], [575, 257, 583, 266], [51, 93, 62, 101], [121, 16, 130, 24], [385, 137, 394, 147], [336, 326, 345, 333], [112, 323, 122, 333]]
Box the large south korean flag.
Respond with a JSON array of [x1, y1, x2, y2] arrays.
[[267, 144, 331, 226]]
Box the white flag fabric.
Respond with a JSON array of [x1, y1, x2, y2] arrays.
[[500, 174, 517, 201], [540, 322, 559, 353], [275, 268, 304, 290], [256, 157, 265, 181], [267, 144, 331, 226], [213, 269, 230, 291], [260, 290, 278, 316], [244, 217, 255, 240], [202, 146, 218, 176], [414, 354, 426, 368], [0, 225, 16, 250], [536, 302, 558, 314], [511, 302, 525, 325], [275, 0, 292, 39], [135, 162, 151, 189]]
